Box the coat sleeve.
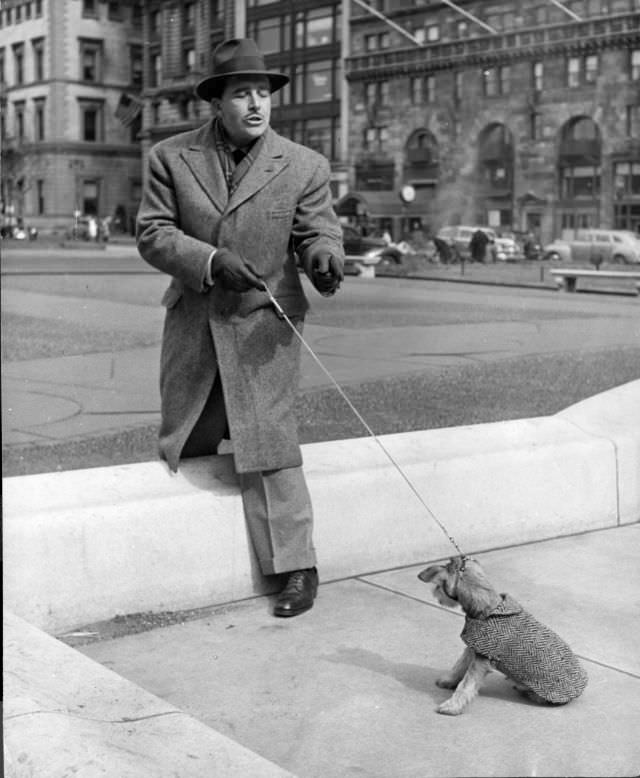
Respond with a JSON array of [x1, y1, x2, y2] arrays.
[[136, 143, 213, 293], [291, 155, 345, 280]]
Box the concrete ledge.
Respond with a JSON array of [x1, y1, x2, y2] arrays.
[[3, 611, 294, 777], [3, 380, 639, 634]]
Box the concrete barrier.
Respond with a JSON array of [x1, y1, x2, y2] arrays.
[[3, 611, 294, 777], [3, 380, 639, 634]]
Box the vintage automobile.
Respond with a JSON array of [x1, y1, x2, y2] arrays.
[[543, 230, 640, 265], [341, 225, 403, 271], [436, 225, 497, 261]]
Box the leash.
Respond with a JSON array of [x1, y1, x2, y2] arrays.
[[262, 282, 466, 559]]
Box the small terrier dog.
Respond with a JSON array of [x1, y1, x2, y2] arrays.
[[418, 556, 588, 715]]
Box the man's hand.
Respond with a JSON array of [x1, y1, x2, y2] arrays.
[[311, 253, 344, 296], [212, 248, 264, 292]]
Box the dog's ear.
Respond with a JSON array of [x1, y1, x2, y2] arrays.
[[417, 564, 445, 583]]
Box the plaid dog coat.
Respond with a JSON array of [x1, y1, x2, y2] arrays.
[[461, 594, 588, 703]]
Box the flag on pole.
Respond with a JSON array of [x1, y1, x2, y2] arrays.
[[115, 92, 142, 127]]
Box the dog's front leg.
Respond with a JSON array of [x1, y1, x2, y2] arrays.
[[436, 646, 474, 689], [437, 653, 492, 716]]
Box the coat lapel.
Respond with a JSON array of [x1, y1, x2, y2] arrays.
[[226, 128, 289, 214], [179, 120, 227, 214]]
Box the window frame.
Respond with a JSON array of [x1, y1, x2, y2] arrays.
[[78, 99, 105, 142], [79, 38, 103, 83]]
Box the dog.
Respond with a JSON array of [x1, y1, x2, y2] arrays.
[[418, 556, 588, 715]]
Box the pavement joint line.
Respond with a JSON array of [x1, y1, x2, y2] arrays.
[[4, 709, 183, 724], [574, 656, 640, 681]]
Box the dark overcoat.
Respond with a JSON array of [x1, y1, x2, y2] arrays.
[[136, 121, 344, 473]]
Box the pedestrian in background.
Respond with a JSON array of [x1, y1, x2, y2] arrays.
[[136, 38, 345, 618]]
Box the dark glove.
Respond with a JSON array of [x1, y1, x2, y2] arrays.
[[311, 253, 344, 296], [212, 248, 264, 292]]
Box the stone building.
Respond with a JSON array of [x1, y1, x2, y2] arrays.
[[343, 0, 640, 242], [0, 0, 144, 235]]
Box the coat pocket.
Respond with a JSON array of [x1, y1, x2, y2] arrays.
[[161, 283, 183, 309]]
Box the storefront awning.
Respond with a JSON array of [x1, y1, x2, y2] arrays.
[[336, 189, 433, 219]]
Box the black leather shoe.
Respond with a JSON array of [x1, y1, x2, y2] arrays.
[[274, 567, 318, 617]]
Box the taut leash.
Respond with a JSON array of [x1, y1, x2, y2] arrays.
[[262, 282, 466, 559]]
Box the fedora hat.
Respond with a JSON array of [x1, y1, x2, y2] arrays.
[[195, 38, 289, 101]]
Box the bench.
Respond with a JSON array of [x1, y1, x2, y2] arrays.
[[550, 268, 640, 294]]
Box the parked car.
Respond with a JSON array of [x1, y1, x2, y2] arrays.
[[436, 225, 497, 261], [494, 236, 524, 262], [543, 230, 640, 265], [342, 225, 402, 267]]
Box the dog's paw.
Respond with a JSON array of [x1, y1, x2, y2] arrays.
[[436, 677, 458, 689], [436, 698, 465, 716]]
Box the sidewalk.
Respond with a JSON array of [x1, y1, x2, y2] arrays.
[[8, 525, 635, 778]]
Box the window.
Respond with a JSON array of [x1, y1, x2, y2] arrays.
[[82, 0, 98, 18], [631, 49, 640, 81], [14, 101, 26, 140], [32, 38, 45, 81], [150, 53, 162, 87], [614, 162, 640, 197], [34, 99, 45, 140], [456, 20, 468, 38], [426, 24, 439, 42], [425, 75, 435, 103], [499, 65, 510, 95], [530, 111, 542, 140], [295, 7, 335, 48], [130, 46, 143, 88], [13, 43, 24, 85], [305, 60, 333, 102], [584, 54, 598, 83], [483, 67, 498, 97], [567, 57, 580, 87], [37, 180, 45, 215], [16, 4, 22, 23], [80, 40, 103, 82], [184, 48, 196, 74], [79, 100, 104, 142], [132, 3, 143, 28], [25, 3, 32, 20], [304, 118, 333, 158], [561, 165, 601, 199], [184, 2, 196, 29], [35, 1, 43, 17], [364, 32, 390, 50], [626, 104, 638, 137], [254, 17, 282, 54], [454, 71, 463, 102], [302, 8, 334, 47], [0, 48, 4, 84], [108, 2, 122, 20], [410, 76, 422, 104], [150, 10, 161, 36], [364, 125, 389, 152], [532, 61, 543, 91], [364, 80, 389, 107]]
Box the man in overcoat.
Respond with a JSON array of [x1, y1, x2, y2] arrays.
[[136, 38, 345, 617]]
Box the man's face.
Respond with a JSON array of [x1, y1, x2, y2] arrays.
[[214, 75, 271, 148]]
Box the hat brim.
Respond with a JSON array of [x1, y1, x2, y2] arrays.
[[195, 71, 289, 101]]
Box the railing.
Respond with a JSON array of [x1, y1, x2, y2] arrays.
[[345, 12, 640, 80]]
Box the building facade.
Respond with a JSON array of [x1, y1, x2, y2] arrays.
[[5, 0, 637, 241], [343, 0, 640, 242], [0, 0, 144, 235]]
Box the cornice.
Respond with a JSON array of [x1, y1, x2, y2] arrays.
[[346, 13, 640, 81]]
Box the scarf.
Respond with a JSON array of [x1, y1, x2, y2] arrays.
[[213, 117, 265, 196]]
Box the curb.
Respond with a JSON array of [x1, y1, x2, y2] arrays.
[[3, 380, 639, 635], [4, 611, 294, 777]]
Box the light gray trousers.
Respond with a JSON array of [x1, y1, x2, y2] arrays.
[[181, 373, 316, 576]]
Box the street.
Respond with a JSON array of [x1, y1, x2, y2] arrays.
[[2, 244, 640, 475]]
